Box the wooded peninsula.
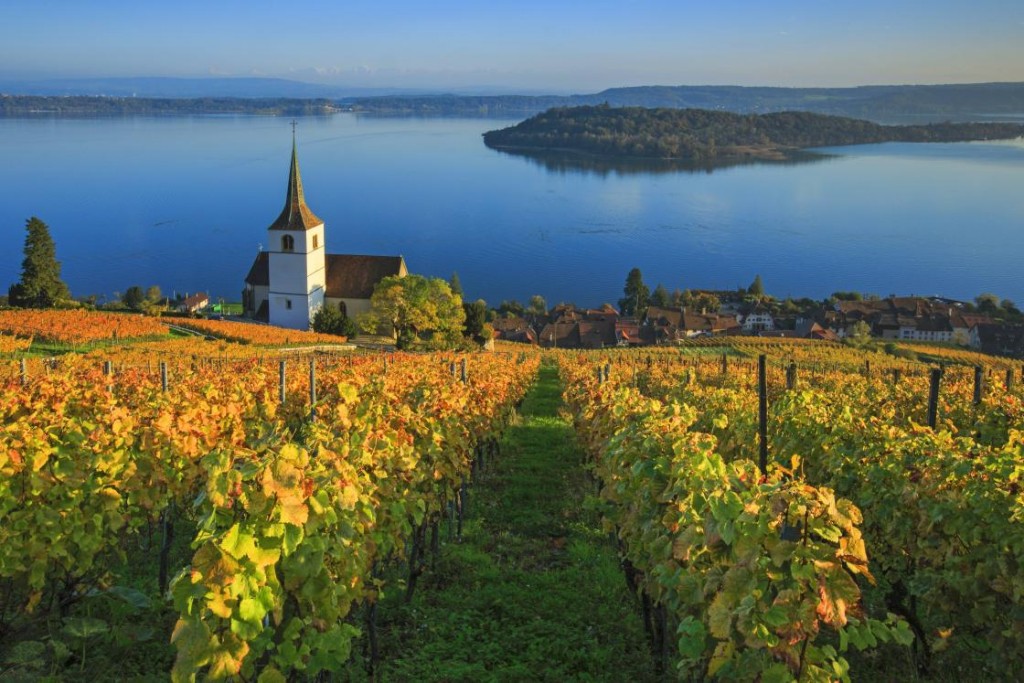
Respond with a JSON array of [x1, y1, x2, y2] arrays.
[[482, 105, 1024, 162]]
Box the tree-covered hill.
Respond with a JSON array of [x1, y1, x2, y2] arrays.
[[0, 95, 337, 117], [482, 105, 1024, 162]]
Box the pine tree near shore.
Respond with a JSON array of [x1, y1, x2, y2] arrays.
[[9, 217, 70, 308]]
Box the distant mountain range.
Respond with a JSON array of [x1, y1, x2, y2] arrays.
[[349, 83, 1024, 123], [2, 77, 1024, 123], [0, 76, 441, 99]]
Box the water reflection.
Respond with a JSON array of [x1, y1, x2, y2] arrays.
[[489, 147, 835, 177]]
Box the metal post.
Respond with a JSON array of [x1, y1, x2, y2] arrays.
[[160, 361, 168, 392], [973, 365, 983, 405]]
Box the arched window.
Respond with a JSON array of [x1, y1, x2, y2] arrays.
[[282, 235, 294, 252], [338, 301, 348, 317], [312, 234, 319, 250]]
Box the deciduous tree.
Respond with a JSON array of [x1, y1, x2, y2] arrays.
[[362, 275, 465, 349], [122, 286, 148, 311], [312, 305, 357, 337], [528, 294, 547, 317]]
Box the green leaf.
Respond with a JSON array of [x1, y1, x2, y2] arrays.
[[4, 640, 46, 667], [64, 616, 109, 639], [220, 523, 257, 560], [762, 605, 789, 628], [258, 667, 288, 683], [238, 597, 265, 625], [106, 585, 152, 611], [761, 662, 794, 683], [890, 617, 916, 647], [676, 616, 707, 662], [708, 592, 733, 639]]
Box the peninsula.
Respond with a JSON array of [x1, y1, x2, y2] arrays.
[[482, 105, 1024, 163]]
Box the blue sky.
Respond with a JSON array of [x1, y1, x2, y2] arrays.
[[2, 0, 1022, 92]]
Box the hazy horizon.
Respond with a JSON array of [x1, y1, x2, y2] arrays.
[[2, 1, 1022, 93]]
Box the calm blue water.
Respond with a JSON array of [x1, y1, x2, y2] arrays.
[[1, 115, 1022, 307]]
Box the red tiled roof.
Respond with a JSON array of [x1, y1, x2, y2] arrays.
[[578, 319, 616, 348], [326, 254, 405, 299]]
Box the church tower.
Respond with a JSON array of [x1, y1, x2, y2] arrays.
[[266, 131, 326, 329]]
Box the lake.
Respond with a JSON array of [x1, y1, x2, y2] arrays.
[[1, 114, 1022, 308]]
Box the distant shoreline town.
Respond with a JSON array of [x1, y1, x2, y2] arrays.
[[488, 287, 1024, 358], [3, 80, 1024, 122]]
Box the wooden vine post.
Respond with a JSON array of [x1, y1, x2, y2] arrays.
[[758, 354, 768, 475]]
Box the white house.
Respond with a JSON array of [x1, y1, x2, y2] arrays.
[[243, 135, 406, 328], [740, 306, 775, 332]]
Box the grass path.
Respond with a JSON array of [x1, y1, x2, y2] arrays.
[[357, 363, 656, 681]]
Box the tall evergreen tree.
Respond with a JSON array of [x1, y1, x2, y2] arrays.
[[463, 299, 488, 339], [449, 271, 464, 298], [748, 274, 765, 297], [9, 217, 70, 307], [618, 267, 650, 318], [649, 283, 671, 308]]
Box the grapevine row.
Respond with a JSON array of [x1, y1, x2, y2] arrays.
[[559, 356, 913, 681], [0, 350, 538, 679]]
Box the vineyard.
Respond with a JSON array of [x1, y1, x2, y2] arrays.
[[1, 317, 1023, 680], [1, 330, 538, 680], [560, 344, 1024, 680]]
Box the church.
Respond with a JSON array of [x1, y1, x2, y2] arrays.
[[243, 134, 407, 329]]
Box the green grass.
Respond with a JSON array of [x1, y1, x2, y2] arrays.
[[346, 363, 656, 682]]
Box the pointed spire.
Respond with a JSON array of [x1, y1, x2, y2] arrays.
[[269, 126, 323, 231]]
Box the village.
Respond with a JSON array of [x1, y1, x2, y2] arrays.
[[490, 290, 1024, 357]]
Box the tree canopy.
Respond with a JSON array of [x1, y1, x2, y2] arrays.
[[448, 272, 464, 298], [9, 216, 70, 308], [618, 268, 650, 318], [463, 298, 488, 340], [649, 283, 671, 309], [361, 275, 465, 349], [483, 105, 1024, 162], [682, 289, 721, 314], [312, 305, 357, 337], [528, 294, 548, 317], [748, 274, 765, 297]]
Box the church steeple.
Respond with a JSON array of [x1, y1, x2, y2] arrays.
[[269, 127, 323, 231]]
